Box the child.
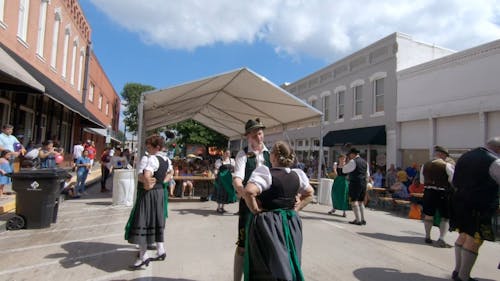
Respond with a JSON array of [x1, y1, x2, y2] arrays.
[[61, 174, 79, 199], [0, 150, 12, 198]]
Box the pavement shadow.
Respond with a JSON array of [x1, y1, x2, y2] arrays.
[[353, 267, 497, 281], [45, 241, 137, 273], [86, 201, 113, 206], [357, 232, 426, 245], [171, 208, 214, 217], [124, 277, 197, 281], [353, 267, 449, 281]]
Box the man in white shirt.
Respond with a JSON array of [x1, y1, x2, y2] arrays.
[[72, 141, 84, 166], [342, 147, 369, 225]]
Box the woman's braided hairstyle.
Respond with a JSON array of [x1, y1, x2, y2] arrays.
[[272, 140, 296, 167]]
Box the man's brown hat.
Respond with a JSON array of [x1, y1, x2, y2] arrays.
[[245, 118, 265, 134], [434, 145, 449, 156]]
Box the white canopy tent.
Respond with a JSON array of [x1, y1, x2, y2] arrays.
[[137, 67, 325, 177]]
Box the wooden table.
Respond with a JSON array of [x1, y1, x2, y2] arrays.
[[173, 176, 216, 200]]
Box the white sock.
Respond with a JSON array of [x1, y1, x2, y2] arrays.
[[424, 218, 433, 239], [359, 203, 365, 221], [352, 203, 361, 222], [138, 244, 148, 261], [156, 242, 165, 255], [439, 219, 449, 240]]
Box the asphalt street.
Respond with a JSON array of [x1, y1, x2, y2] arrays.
[[0, 181, 498, 281]]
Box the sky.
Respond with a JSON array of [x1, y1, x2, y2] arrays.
[[79, 0, 500, 127]]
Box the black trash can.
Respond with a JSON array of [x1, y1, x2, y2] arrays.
[[10, 168, 69, 229]]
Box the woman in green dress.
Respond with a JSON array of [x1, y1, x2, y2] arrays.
[[328, 154, 349, 217]]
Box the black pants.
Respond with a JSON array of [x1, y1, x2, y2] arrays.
[[101, 166, 111, 189]]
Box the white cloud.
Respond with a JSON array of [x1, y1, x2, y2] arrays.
[[89, 0, 500, 60]]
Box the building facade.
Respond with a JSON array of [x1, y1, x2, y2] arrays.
[[397, 39, 500, 167], [0, 0, 120, 158], [271, 33, 454, 172]]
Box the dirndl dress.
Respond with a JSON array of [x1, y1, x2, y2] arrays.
[[214, 164, 237, 204], [331, 169, 349, 210]]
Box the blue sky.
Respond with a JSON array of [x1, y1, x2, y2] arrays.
[[79, 0, 500, 124]]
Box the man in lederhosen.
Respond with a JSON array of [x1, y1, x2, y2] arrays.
[[232, 118, 271, 281], [449, 137, 500, 281], [343, 147, 369, 225], [420, 145, 455, 247]]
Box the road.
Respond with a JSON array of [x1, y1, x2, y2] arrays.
[[0, 181, 498, 281]]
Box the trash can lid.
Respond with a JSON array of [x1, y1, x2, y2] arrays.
[[12, 168, 71, 179]]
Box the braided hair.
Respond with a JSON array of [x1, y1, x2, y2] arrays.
[[272, 140, 296, 167]]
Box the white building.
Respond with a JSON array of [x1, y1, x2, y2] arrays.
[[269, 32, 454, 170], [397, 39, 500, 167]]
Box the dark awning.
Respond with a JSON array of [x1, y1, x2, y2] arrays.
[[323, 125, 386, 146], [0, 45, 45, 93], [0, 43, 104, 128]]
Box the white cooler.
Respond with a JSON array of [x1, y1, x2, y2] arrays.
[[112, 169, 136, 206], [317, 178, 333, 206]]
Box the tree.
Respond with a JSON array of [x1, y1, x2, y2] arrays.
[[121, 83, 155, 135], [169, 120, 228, 152]]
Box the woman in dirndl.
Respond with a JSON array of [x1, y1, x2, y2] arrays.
[[125, 135, 172, 269], [242, 140, 314, 281], [214, 150, 237, 213], [328, 154, 349, 217]]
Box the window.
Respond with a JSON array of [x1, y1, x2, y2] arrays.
[[321, 93, 330, 122], [373, 77, 385, 113], [50, 10, 62, 68], [336, 90, 345, 120], [98, 94, 102, 110], [313, 139, 320, 147], [88, 83, 94, 102], [0, 0, 5, 24], [105, 101, 109, 116], [61, 27, 70, 78], [17, 0, 30, 42], [297, 139, 304, 147], [353, 85, 363, 116], [36, 1, 49, 57], [70, 38, 78, 85], [77, 48, 84, 91], [311, 99, 317, 109]]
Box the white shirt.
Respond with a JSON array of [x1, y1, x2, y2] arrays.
[[72, 144, 84, 159], [0, 133, 20, 151], [215, 158, 235, 169], [233, 145, 269, 180], [342, 155, 370, 177], [138, 153, 170, 175], [248, 166, 310, 193]]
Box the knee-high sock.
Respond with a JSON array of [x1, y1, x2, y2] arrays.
[[352, 203, 361, 222], [439, 219, 449, 240], [234, 247, 244, 281], [424, 218, 433, 239], [138, 244, 148, 261], [458, 248, 478, 281], [359, 203, 365, 221], [453, 243, 463, 273], [156, 242, 165, 255]]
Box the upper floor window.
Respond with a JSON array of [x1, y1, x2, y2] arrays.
[[17, 0, 30, 42], [98, 94, 103, 110], [321, 92, 330, 122], [369, 72, 387, 114], [353, 85, 363, 117], [61, 27, 71, 78], [105, 101, 109, 116], [36, 1, 49, 57], [308, 96, 318, 109], [77, 48, 85, 92], [336, 90, 345, 120], [50, 10, 62, 68], [70, 38, 78, 85], [0, 0, 5, 24], [88, 83, 94, 102]]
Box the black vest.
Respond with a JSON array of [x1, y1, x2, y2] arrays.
[[349, 157, 367, 189], [243, 147, 271, 185], [452, 147, 498, 211], [258, 168, 299, 210]]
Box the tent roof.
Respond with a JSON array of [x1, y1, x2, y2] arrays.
[[140, 68, 323, 139]]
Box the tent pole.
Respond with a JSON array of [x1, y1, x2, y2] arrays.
[[317, 115, 324, 183]]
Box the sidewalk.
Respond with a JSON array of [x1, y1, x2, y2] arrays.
[[0, 164, 102, 231]]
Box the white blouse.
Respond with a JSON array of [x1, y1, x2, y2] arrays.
[[248, 166, 310, 193]]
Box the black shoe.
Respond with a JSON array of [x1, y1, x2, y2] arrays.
[[129, 258, 150, 270], [361, 220, 366, 225], [349, 220, 362, 225], [151, 253, 166, 261], [425, 238, 432, 244], [451, 270, 459, 281], [221, 208, 227, 213]]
